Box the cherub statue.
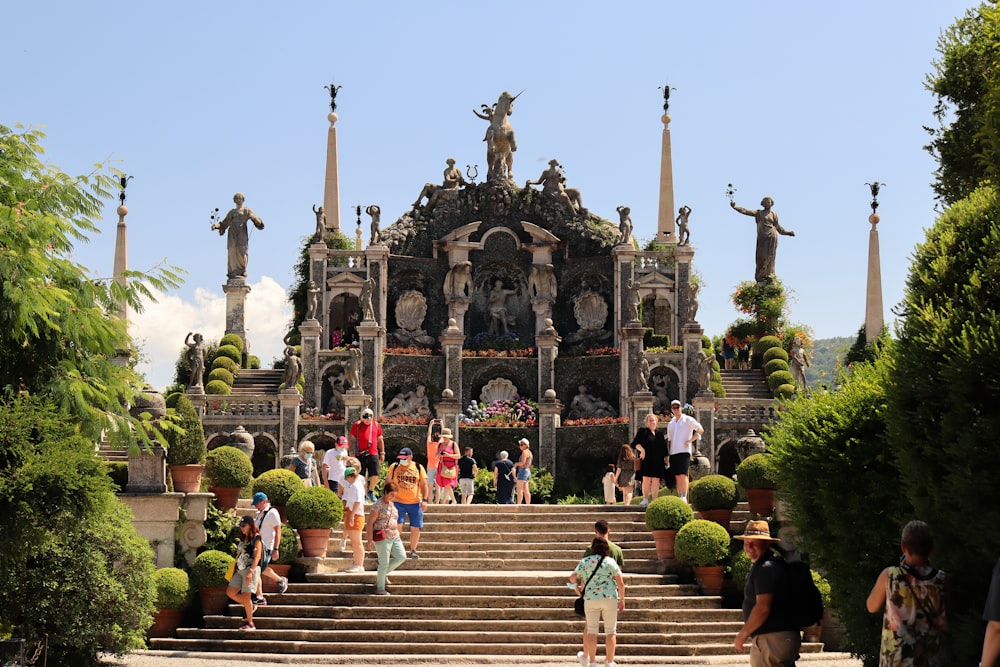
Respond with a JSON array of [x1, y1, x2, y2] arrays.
[[366, 205, 382, 245], [444, 261, 473, 299], [344, 347, 362, 390], [305, 280, 321, 321], [360, 277, 376, 322], [184, 332, 206, 389], [281, 334, 302, 392], [312, 204, 326, 242], [676, 205, 691, 246], [616, 206, 633, 245]]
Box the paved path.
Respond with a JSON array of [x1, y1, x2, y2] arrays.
[[107, 650, 863, 667]]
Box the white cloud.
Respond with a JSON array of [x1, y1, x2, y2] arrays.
[[131, 276, 292, 391]]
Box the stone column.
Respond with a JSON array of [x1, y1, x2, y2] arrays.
[[629, 392, 654, 441], [299, 319, 322, 409], [619, 323, 646, 431], [447, 299, 471, 335], [865, 212, 884, 344], [323, 112, 342, 231], [657, 112, 676, 242], [537, 389, 562, 475], [436, 389, 461, 442], [222, 279, 251, 355], [308, 243, 328, 346], [126, 444, 167, 494], [693, 394, 716, 472], [358, 321, 384, 414], [612, 245, 638, 347], [682, 327, 704, 403], [278, 389, 301, 460], [535, 319, 560, 400], [439, 318, 464, 400]]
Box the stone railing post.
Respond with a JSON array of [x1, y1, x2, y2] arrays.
[[278, 389, 301, 462], [538, 389, 562, 475], [299, 318, 322, 409], [439, 318, 464, 401], [436, 389, 461, 443]]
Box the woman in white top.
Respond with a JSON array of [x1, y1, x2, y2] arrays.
[[341, 466, 367, 572]]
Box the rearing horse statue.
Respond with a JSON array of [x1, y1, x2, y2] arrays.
[[473, 91, 520, 183]]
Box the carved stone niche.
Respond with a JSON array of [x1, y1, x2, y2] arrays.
[[480, 378, 518, 404], [565, 291, 612, 348], [389, 290, 435, 349]]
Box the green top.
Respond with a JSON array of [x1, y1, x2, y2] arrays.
[[583, 539, 625, 569]]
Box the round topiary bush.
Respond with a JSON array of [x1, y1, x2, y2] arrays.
[[674, 519, 732, 567], [730, 549, 752, 585], [252, 469, 305, 506], [689, 474, 738, 511], [153, 567, 190, 610], [274, 524, 298, 564], [205, 380, 232, 395], [205, 446, 253, 488], [763, 358, 790, 376], [190, 550, 234, 588], [214, 344, 242, 365], [164, 391, 182, 409], [166, 395, 206, 466], [754, 335, 782, 355], [645, 495, 695, 530], [286, 486, 344, 529], [774, 383, 796, 400], [767, 370, 795, 391], [762, 346, 790, 364], [248, 355, 261, 369], [207, 367, 235, 386], [736, 453, 780, 490], [211, 356, 240, 376], [219, 333, 244, 353]]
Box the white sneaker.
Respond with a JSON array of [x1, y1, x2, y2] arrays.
[[607, 662, 617, 667], [576, 651, 587, 666], [345, 565, 364, 573], [639, 498, 649, 507]]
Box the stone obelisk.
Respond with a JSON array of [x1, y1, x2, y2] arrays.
[[657, 109, 676, 242], [112, 201, 129, 324], [865, 211, 884, 343], [323, 84, 343, 232]]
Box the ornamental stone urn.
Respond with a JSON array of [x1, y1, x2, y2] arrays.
[[228, 425, 255, 458], [735, 429, 766, 461]]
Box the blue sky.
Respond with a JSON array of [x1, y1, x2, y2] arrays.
[[4, 1, 975, 390]]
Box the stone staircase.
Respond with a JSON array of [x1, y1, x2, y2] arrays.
[[150, 503, 825, 660], [718, 369, 771, 400], [231, 368, 284, 394]]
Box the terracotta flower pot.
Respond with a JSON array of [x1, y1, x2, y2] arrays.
[[696, 509, 733, 533], [199, 585, 230, 615], [745, 488, 777, 517], [263, 563, 292, 593], [209, 486, 241, 511], [148, 608, 183, 638], [274, 505, 287, 523], [692, 565, 725, 595], [297, 527, 332, 557], [169, 464, 204, 494], [651, 529, 678, 559]]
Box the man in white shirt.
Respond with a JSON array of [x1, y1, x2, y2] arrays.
[[666, 399, 703, 503], [322, 435, 349, 495], [252, 492, 288, 606]]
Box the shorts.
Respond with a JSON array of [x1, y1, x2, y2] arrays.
[[516, 468, 530, 482], [360, 453, 380, 477], [427, 468, 438, 486], [459, 478, 475, 496], [668, 452, 691, 476], [260, 546, 272, 570], [228, 566, 260, 594], [327, 480, 339, 493], [584, 597, 620, 635], [394, 501, 424, 529], [346, 513, 366, 531]]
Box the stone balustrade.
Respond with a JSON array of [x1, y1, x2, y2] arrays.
[[715, 398, 778, 427], [327, 248, 366, 271], [199, 393, 284, 419]]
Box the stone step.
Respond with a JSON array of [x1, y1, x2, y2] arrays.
[[204, 615, 743, 631]]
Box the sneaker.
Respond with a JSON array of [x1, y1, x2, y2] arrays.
[[277, 577, 288, 594], [239, 623, 256, 631], [576, 651, 587, 667], [252, 595, 267, 606], [346, 565, 365, 573], [408, 550, 420, 559], [639, 498, 649, 507], [374, 588, 390, 596], [607, 662, 617, 667]]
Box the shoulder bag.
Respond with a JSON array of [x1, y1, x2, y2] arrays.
[[574, 555, 605, 616]]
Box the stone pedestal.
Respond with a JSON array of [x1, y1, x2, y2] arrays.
[[447, 299, 471, 335], [537, 389, 562, 475], [612, 246, 638, 346], [629, 392, 655, 440], [222, 279, 251, 353], [531, 300, 554, 335], [439, 318, 464, 400], [436, 389, 461, 443], [278, 390, 301, 460], [118, 492, 184, 568], [343, 390, 370, 438], [179, 492, 214, 565], [619, 323, 646, 426], [126, 444, 167, 494], [535, 325, 560, 400], [300, 318, 322, 408], [358, 321, 384, 414], [693, 393, 716, 472]]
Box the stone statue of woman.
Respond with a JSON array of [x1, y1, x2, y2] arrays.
[[212, 193, 265, 280], [730, 197, 795, 282]]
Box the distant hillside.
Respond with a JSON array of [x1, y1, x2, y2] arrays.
[[807, 336, 854, 389]]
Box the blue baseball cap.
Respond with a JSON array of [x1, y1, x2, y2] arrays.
[[252, 492, 268, 505], [398, 447, 413, 458]]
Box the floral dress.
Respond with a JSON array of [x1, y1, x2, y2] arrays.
[[879, 565, 948, 667]]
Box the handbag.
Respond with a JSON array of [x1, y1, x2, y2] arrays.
[[224, 559, 236, 582], [439, 459, 458, 479], [574, 555, 605, 617], [372, 529, 386, 542]]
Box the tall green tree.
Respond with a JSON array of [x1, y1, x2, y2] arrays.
[[0, 123, 182, 449]]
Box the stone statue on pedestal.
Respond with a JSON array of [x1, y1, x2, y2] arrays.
[[789, 337, 811, 397], [413, 158, 470, 209], [474, 91, 518, 182], [360, 277, 376, 322], [676, 205, 691, 246], [444, 261, 473, 299], [567, 385, 617, 420], [345, 347, 362, 390], [281, 338, 302, 392], [625, 279, 641, 323], [616, 206, 633, 245], [525, 159, 577, 214], [185, 332, 206, 389], [633, 356, 650, 394], [528, 264, 557, 301], [312, 204, 326, 243], [305, 280, 320, 321], [212, 192, 265, 280], [487, 280, 518, 336], [730, 197, 795, 282], [367, 205, 382, 245]]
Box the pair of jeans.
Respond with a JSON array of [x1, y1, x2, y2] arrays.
[[374, 535, 406, 590]]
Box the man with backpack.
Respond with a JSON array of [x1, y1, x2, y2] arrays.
[[386, 447, 429, 559], [734, 520, 802, 666]]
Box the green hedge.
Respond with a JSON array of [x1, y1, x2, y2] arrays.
[[214, 344, 242, 365], [219, 333, 244, 353], [205, 380, 231, 395], [767, 370, 794, 391], [286, 486, 343, 529], [153, 567, 190, 610], [252, 469, 305, 506], [190, 550, 234, 589], [736, 453, 779, 490], [774, 383, 796, 400], [205, 446, 253, 488], [689, 474, 737, 511], [645, 495, 694, 530], [166, 395, 206, 466], [675, 519, 731, 567], [207, 368, 235, 386], [211, 356, 240, 376], [762, 346, 789, 363], [763, 358, 789, 376]]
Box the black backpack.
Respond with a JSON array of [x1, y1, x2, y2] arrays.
[[778, 557, 824, 628]]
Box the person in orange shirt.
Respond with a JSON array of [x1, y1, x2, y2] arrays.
[[425, 420, 441, 504]]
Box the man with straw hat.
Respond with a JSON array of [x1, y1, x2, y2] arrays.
[[733, 520, 800, 666]]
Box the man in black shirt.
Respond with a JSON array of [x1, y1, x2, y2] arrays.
[[734, 520, 800, 666]]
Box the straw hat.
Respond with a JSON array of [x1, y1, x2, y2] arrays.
[[734, 520, 780, 542]]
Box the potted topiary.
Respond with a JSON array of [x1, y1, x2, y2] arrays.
[[689, 474, 738, 531], [149, 567, 189, 638], [286, 486, 344, 557], [166, 395, 207, 493], [645, 495, 694, 559], [262, 524, 297, 592], [205, 445, 253, 510], [674, 519, 731, 595], [804, 570, 832, 643], [736, 453, 779, 517], [190, 549, 235, 615], [252, 468, 305, 522]]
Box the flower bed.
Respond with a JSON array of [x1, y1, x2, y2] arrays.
[[379, 415, 431, 425], [461, 348, 536, 358], [583, 346, 620, 357], [563, 416, 629, 426], [460, 396, 537, 427], [300, 408, 344, 421], [464, 331, 529, 352], [384, 347, 436, 356], [646, 345, 684, 354]]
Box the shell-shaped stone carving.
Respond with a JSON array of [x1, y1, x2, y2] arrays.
[[574, 291, 608, 331], [480, 378, 518, 404], [394, 290, 427, 332]]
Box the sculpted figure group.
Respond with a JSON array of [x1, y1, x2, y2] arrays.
[[474, 91, 519, 182], [413, 158, 470, 210], [382, 384, 432, 419], [525, 159, 583, 215]]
